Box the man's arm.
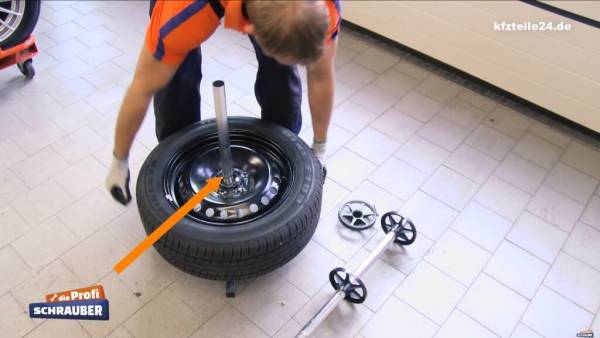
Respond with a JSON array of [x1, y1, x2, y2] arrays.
[[113, 46, 178, 159], [306, 41, 337, 143]]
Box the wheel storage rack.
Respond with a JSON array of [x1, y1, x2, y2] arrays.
[[0, 35, 37, 78]]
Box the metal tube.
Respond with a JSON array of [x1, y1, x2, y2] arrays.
[[295, 227, 399, 337], [212, 80, 234, 186], [296, 291, 346, 337], [354, 230, 396, 278]]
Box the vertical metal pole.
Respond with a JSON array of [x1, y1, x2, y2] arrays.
[[213, 80, 234, 186]]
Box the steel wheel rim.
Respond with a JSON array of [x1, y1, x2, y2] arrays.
[[163, 129, 292, 226], [0, 0, 26, 44]]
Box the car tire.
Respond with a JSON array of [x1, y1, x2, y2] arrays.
[[0, 0, 41, 49], [136, 117, 324, 280]]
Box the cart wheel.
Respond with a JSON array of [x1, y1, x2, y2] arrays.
[[18, 59, 35, 79]]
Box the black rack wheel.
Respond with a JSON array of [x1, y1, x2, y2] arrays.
[[328, 267, 367, 304], [381, 212, 417, 245], [18, 59, 34, 79]]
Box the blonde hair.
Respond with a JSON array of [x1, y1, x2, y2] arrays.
[[246, 0, 329, 64]]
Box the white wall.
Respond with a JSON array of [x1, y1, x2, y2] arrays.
[[343, 1, 600, 132]]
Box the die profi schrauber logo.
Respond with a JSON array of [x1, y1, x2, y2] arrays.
[[29, 285, 109, 321]]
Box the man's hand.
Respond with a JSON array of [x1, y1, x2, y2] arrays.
[[106, 154, 131, 205], [311, 140, 327, 177]]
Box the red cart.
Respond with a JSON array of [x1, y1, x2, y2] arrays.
[[0, 35, 38, 79]]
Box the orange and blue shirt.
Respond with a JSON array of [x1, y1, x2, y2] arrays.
[[146, 0, 341, 65]]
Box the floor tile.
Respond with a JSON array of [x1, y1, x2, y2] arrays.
[[484, 241, 549, 299], [459, 274, 529, 337], [465, 124, 517, 160], [12, 216, 78, 272], [544, 253, 600, 313], [394, 60, 431, 81], [418, 116, 470, 152], [370, 108, 423, 143], [445, 144, 499, 184], [314, 208, 378, 262], [337, 62, 378, 89], [0, 206, 29, 248], [82, 273, 144, 337], [346, 128, 401, 165], [353, 46, 399, 73], [12, 120, 65, 156], [512, 134, 563, 170], [507, 212, 568, 263], [328, 148, 377, 191], [54, 156, 106, 200], [434, 310, 497, 338], [395, 262, 466, 324], [279, 241, 342, 297], [527, 122, 571, 148], [191, 304, 268, 338], [370, 157, 428, 200], [457, 88, 497, 112], [372, 68, 419, 97], [52, 126, 107, 164], [332, 101, 378, 133], [124, 288, 200, 338], [438, 97, 487, 130], [393, 91, 442, 123], [415, 74, 461, 103], [11, 259, 81, 312], [293, 283, 373, 338], [395, 135, 450, 174], [426, 229, 490, 286], [400, 191, 458, 240], [11, 180, 72, 226], [0, 246, 33, 295], [563, 223, 600, 271], [118, 249, 183, 304], [560, 141, 600, 180], [494, 154, 547, 194], [345, 180, 403, 216], [361, 297, 439, 338], [544, 162, 598, 204], [581, 195, 600, 231], [0, 169, 28, 209], [0, 293, 35, 337], [421, 166, 479, 211], [474, 176, 531, 221], [11, 146, 69, 189], [320, 178, 351, 218], [62, 227, 128, 285], [349, 84, 400, 115], [0, 141, 24, 170], [273, 320, 302, 338], [232, 272, 308, 336], [334, 45, 359, 68], [526, 185, 584, 233], [0, 112, 26, 142], [364, 226, 434, 275], [522, 286, 593, 338], [450, 201, 512, 252], [511, 324, 543, 338], [106, 327, 134, 338], [300, 123, 354, 159], [26, 318, 89, 338], [169, 274, 228, 326], [344, 249, 405, 312], [484, 105, 532, 139]]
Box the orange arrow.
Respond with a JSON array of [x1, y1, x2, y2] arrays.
[[114, 176, 223, 274]]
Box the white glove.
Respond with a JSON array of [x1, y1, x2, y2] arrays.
[[106, 153, 131, 205], [311, 140, 327, 177]]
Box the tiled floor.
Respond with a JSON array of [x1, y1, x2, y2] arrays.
[[1, 2, 600, 338]]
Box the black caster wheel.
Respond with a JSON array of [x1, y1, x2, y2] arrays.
[[18, 59, 35, 79], [381, 211, 417, 245]]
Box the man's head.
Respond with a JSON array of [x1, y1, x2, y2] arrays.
[[244, 0, 330, 65]]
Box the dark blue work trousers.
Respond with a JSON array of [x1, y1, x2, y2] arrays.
[[152, 37, 302, 141]]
